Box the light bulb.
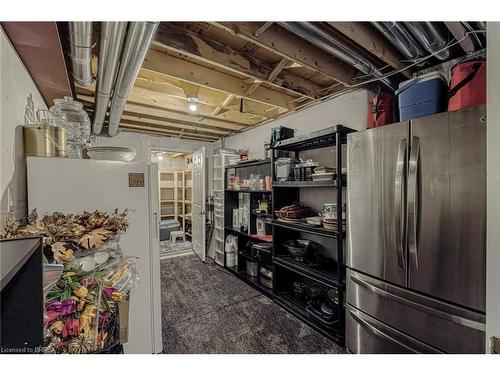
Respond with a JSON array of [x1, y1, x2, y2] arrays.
[[189, 103, 197, 112], [157, 155, 164, 161]]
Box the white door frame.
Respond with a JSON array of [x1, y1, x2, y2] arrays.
[[486, 22, 500, 354], [192, 146, 206, 262]]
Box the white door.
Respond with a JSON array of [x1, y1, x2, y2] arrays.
[[148, 162, 162, 353], [192, 147, 206, 262]]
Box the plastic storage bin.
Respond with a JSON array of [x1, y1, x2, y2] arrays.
[[159, 220, 181, 241], [396, 72, 447, 121]]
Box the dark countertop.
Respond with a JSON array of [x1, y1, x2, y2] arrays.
[[0, 237, 42, 291]]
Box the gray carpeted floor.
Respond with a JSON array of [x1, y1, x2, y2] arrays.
[[160, 253, 345, 354]]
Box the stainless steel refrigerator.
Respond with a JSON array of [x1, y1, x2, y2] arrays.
[[346, 105, 486, 354]]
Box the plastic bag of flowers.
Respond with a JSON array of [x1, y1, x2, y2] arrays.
[[42, 256, 139, 353]]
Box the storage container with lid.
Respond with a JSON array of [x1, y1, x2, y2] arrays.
[[275, 157, 298, 182], [396, 72, 447, 121], [49, 96, 91, 143]]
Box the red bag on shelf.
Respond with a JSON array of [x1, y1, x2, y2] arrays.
[[367, 91, 394, 129], [448, 59, 486, 111]]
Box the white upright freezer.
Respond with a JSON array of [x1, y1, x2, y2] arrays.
[[27, 157, 162, 354]]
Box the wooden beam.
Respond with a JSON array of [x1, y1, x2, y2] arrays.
[[77, 93, 249, 132], [77, 83, 262, 126], [328, 22, 411, 78], [133, 75, 273, 119], [153, 23, 321, 99], [212, 94, 235, 116], [211, 22, 358, 86], [268, 58, 291, 82], [120, 124, 218, 142], [120, 118, 223, 139], [143, 48, 297, 110]]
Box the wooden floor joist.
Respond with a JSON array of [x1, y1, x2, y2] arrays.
[[211, 22, 358, 86], [77, 93, 249, 132], [142, 49, 298, 110], [153, 23, 322, 99], [328, 22, 411, 78]]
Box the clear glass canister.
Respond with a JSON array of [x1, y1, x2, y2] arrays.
[[49, 96, 91, 142]]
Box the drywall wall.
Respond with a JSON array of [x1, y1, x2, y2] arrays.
[[0, 27, 48, 226], [94, 131, 209, 162], [94, 131, 214, 195], [223, 89, 370, 159], [486, 22, 500, 353]]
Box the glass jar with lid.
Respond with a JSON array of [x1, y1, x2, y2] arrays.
[[49, 96, 91, 143]]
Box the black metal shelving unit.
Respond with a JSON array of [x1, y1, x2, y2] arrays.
[[270, 125, 355, 347], [222, 159, 274, 299]]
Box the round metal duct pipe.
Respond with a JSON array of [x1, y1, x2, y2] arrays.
[[278, 22, 398, 90], [372, 22, 427, 61], [92, 22, 128, 135], [107, 21, 159, 137], [69, 22, 94, 87], [404, 22, 450, 61]]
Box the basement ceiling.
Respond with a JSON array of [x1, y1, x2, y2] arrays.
[[70, 21, 486, 142]]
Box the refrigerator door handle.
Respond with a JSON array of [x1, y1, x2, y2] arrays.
[[408, 136, 420, 269], [348, 308, 420, 353], [349, 273, 485, 332], [394, 138, 407, 269]]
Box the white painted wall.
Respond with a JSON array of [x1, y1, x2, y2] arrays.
[[224, 89, 370, 158], [486, 22, 500, 353], [0, 27, 47, 226], [94, 131, 214, 196]]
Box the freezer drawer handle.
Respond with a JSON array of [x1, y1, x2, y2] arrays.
[[394, 138, 407, 269], [408, 136, 420, 269], [348, 309, 420, 353], [350, 274, 485, 332]]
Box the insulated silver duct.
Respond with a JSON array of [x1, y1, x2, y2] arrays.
[[92, 22, 128, 135], [69, 22, 94, 86], [107, 22, 159, 136], [372, 22, 427, 61], [404, 22, 450, 61], [278, 22, 397, 90]]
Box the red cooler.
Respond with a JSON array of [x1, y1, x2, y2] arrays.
[[367, 91, 394, 128], [448, 59, 486, 111]]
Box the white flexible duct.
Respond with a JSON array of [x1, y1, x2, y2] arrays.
[[69, 22, 94, 86], [92, 22, 128, 135], [107, 22, 159, 136]]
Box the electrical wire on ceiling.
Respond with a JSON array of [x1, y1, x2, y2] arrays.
[[223, 29, 489, 139], [316, 29, 487, 94]]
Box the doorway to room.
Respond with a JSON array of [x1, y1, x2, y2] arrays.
[[151, 149, 194, 258]]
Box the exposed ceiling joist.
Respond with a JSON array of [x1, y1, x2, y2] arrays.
[[143, 49, 297, 111], [77, 93, 247, 132], [133, 76, 273, 119], [153, 23, 321, 99], [211, 22, 358, 86], [328, 22, 411, 78], [120, 118, 223, 138], [120, 124, 218, 141], [268, 58, 291, 82]]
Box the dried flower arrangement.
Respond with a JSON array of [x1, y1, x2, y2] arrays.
[[1, 209, 136, 354]]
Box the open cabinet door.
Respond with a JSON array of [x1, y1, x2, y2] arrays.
[[192, 147, 206, 262]]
